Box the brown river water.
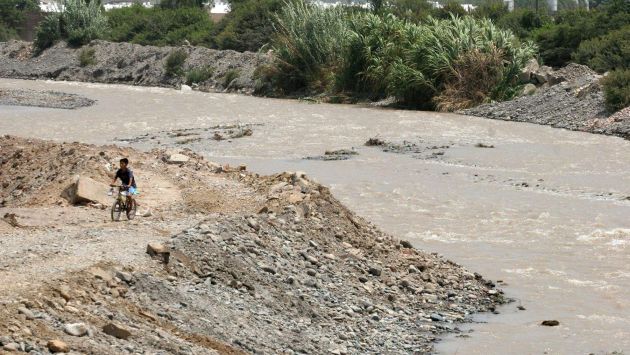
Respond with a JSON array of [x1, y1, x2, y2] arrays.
[[1, 79, 629, 354]]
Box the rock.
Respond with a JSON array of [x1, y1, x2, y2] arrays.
[[247, 217, 260, 231], [287, 193, 304, 204], [541, 320, 559, 326], [17, 306, 35, 320], [47, 340, 69, 353], [521, 83, 537, 96], [533, 65, 553, 85], [147, 243, 170, 263], [430, 313, 445, 322], [3, 342, 18, 351], [116, 271, 133, 283], [368, 267, 382, 277], [519, 58, 539, 83], [102, 323, 132, 340], [166, 153, 189, 165], [64, 176, 110, 206], [260, 265, 276, 275], [400, 240, 413, 249], [64, 322, 89, 337]]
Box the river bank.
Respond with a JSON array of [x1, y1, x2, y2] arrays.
[[1, 40, 629, 140], [0, 40, 269, 94], [0, 135, 503, 353]]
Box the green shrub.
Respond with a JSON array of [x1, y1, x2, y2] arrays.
[[271, 1, 353, 93], [495, 8, 551, 39], [0, 0, 39, 32], [386, 0, 434, 22], [63, 0, 109, 46], [270, 2, 537, 108], [573, 25, 630, 73], [360, 14, 537, 108], [78, 47, 96, 67], [472, 0, 509, 22], [106, 5, 214, 47], [34, 13, 62, 54], [533, 1, 629, 67], [164, 49, 188, 77], [222, 69, 240, 87], [432, 1, 467, 19], [602, 69, 630, 112], [185, 66, 214, 85], [214, 0, 287, 52], [34, 0, 108, 53], [159, 0, 208, 8], [0, 22, 18, 41]]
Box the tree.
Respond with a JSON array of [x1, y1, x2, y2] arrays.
[[159, 0, 212, 9]]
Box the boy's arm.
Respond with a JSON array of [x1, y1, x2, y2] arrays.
[[111, 170, 118, 185]]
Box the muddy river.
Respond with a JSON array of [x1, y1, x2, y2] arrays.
[[1, 79, 629, 354]]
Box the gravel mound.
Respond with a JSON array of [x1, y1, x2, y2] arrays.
[[0, 137, 504, 354], [0, 88, 95, 109], [0, 40, 271, 94], [460, 67, 630, 140]]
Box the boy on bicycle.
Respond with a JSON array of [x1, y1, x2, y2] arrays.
[[111, 158, 138, 198]]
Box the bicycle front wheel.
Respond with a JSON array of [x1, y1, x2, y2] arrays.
[[111, 200, 122, 221]]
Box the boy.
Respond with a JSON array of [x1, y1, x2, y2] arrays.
[[111, 158, 137, 196]]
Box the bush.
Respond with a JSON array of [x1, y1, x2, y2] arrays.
[[432, 1, 467, 20], [270, 2, 537, 108], [602, 69, 630, 112], [573, 25, 630, 73], [271, 1, 353, 93], [0, 0, 39, 33], [472, 0, 509, 22], [360, 15, 537, 108], [386, 0, 434, 23], [222, 69, 240, 87], [213, 0, 287, 52], [106, 5, 214, 47], [0, 22, 18, 42], [63, 0, 109, 46], [78, 47, 96, 67], [495, 8, 551, 39], [164, 49, 188, 77], [185, 66, 214, 85], [434, 47, 506, 111], [533, 1, 629, 67], [34, 0, 108, 53], [33, 13, 62, 54]]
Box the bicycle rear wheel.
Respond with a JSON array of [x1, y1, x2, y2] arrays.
[[111, 200, 122, 221], [126, 199, 137, 220]]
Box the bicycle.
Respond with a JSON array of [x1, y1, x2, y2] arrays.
[[109, 185, 137, 221]]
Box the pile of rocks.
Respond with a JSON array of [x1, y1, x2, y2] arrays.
[[130, 172, 505, 353], [0, 164, 505, 354], [0, 40, 270, 94], [460, 62, 630, 140]]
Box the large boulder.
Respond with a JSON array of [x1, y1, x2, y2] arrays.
[[519, 58, 540, 83], [166, 153, 189, 165], [533, 65, 553, 85], [63, 176, 110, 205]]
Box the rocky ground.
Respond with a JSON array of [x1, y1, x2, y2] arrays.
[[0, 136, 505, 354], [0, 40, 270, 94], [0, 88, 95, 109], [460, 64, 630, 140]]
